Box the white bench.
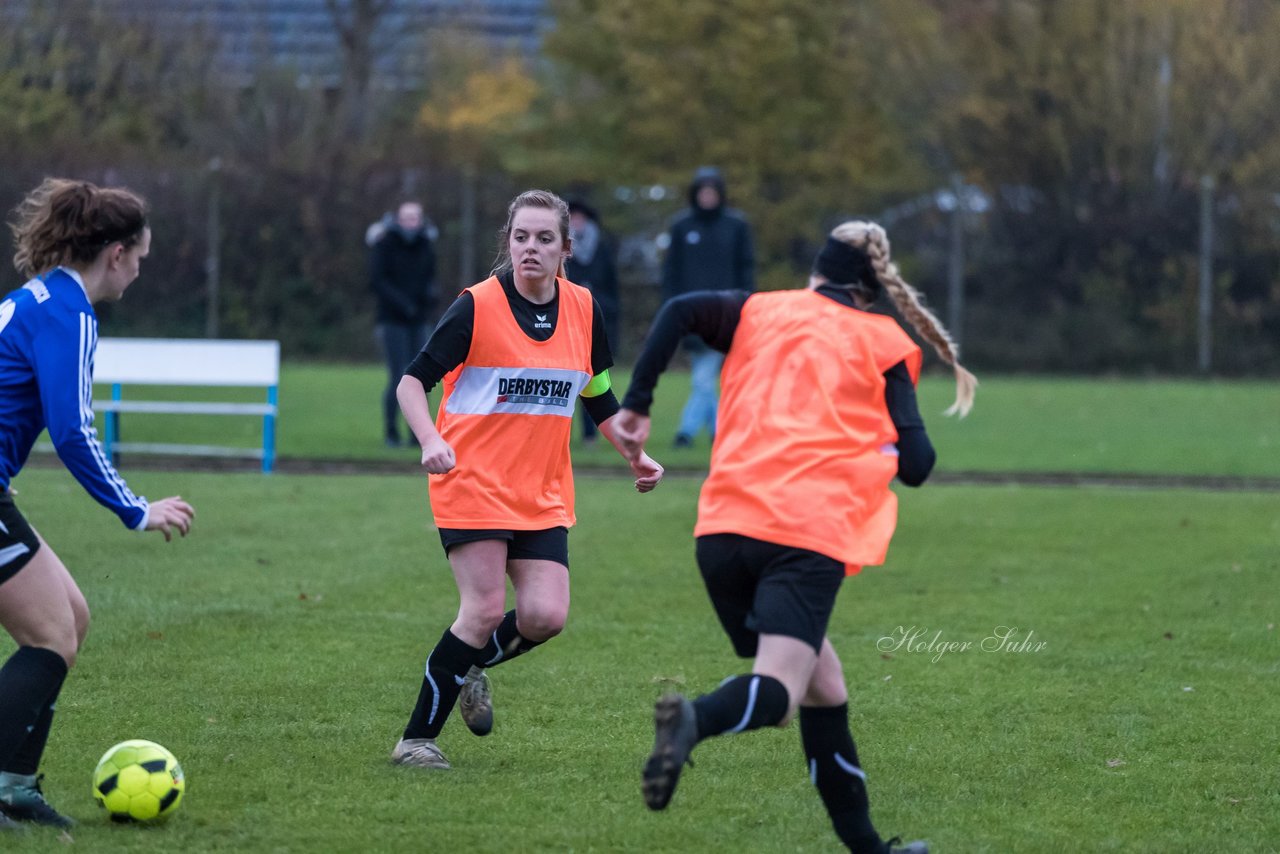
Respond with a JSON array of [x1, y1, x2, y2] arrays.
[[93, 338, 281, 473]]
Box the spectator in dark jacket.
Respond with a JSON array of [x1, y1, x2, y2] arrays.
[[565, 199, 620, 444], [660, 167, 755, 448], [371, 200, 439, 447]]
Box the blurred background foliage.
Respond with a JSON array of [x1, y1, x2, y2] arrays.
[[1, 0, 1277, 372]]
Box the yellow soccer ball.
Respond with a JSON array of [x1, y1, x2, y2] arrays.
[[91, 739, 185, 822]]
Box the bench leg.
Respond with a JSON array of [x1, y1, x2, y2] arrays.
[[263, 386, 278, 474], [105, 384, 122, 466]]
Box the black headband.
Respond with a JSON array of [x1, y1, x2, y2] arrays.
[[813, 237, 877, 291], [86, 217, 148, 249]]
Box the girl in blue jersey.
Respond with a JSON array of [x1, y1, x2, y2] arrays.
[[0, 179, 195, 830]]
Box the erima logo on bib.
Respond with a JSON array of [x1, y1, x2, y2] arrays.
[[534, 313, 552, 329], [496, 376, 573, 408]]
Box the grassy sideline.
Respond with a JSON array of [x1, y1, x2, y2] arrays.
[[83, 363, 1280, 478], [1, 468, 1276, 852]]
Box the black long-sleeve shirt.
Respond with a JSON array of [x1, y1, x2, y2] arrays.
[[621, 287, 936, 486], [404, 272, 620, 426]]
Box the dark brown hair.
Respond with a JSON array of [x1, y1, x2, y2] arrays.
[[10, 178, 148, 278]]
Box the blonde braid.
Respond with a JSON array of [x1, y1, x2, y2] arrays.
[[831, 221, 977, 417]]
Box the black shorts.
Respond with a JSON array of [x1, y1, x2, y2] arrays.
[[0, 491, 42, 585], [695, 533, 845, 657], [437, 526, 569, 568]]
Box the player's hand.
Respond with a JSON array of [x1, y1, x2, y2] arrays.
[[146, 496, 194, 542], [631, 451, 663, 493], [419, 435, 456, 474], [612, 409, 650, 460]]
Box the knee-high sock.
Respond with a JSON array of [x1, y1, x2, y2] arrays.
[[691, 674, 789, 740], [0, 648, 67, 773], [6, 694, 62, 776], [800, 703, 884, 854], [403, 630, 486, 740], [477, 610, 544, 668]]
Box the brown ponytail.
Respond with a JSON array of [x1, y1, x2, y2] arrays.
[[10, 178, 148, 278], [830, 221, 977, 417]]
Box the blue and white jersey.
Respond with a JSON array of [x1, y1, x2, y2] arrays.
[[0, 267, 148, 529]]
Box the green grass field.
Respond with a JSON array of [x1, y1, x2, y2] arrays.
[[2, 466, 1276, 852], [89, 364, 1280, 478]]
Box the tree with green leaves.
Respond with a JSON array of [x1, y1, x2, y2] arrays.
[[539, 0, 935, 290], [930, 0, 1280, 370]]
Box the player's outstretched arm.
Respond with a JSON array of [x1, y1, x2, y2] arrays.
[[597, 412, 662, 492], [145, 496, 195, 542], [607, 409, 650, 460], [397, 374, 455, 474], [628, 450, 664, 493]]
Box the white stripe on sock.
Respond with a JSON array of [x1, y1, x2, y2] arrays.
[[484, 629, 504, 666], [424, 653, 441, 725], [729, 675, 761, 733], [833, 751, 867, 782]]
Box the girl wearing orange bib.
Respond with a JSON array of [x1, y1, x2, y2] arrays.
[[390, 190, 663, 771], [616, 220, 976, 854]]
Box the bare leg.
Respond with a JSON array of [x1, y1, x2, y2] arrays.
[[506, 559, 569, 642], [447, 539, 510, 647], [752, 633, 821, 725], [0, 541, 85, 667], [0, 542, 79, 823]]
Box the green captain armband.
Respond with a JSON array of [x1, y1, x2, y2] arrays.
[[581, 369, 612, 398]]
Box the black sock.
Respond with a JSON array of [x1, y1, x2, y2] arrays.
[[691, 674, 789, 740], [800, 703, 884, 854], [6, 693, 62, 777], [403, 630, 485, 740], [0, 647, 68, 773], [477, 610, 543, 668]]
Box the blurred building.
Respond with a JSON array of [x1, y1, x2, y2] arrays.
[[3, 0, 548, 88]]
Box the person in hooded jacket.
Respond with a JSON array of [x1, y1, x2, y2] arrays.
[[564, 199, 620, 445], [660, 167, 754, 448], [371, 200, 440, 447]]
